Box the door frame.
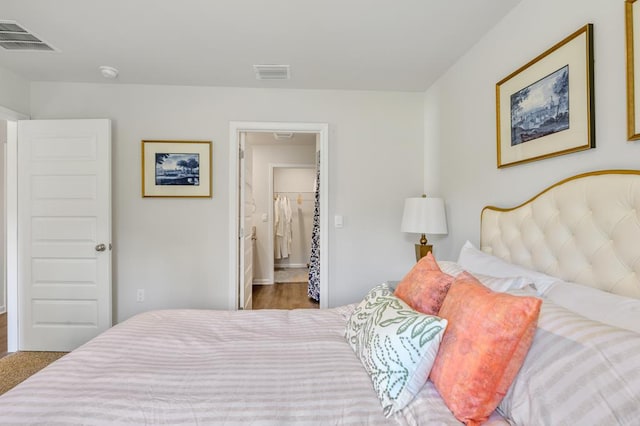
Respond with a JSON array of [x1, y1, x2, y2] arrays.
[[0, 105, 29, 353], [228, 121, 329, 309]]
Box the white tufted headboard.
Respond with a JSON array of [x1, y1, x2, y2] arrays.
[[481, 170, 640, 299]]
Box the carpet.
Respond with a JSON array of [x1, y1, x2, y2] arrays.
[[0, 351, 67, 396]]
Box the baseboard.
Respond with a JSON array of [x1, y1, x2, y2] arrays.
[[252, 279, 274, 285]]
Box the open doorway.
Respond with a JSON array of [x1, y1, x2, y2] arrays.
[[0, 105, 26, 355], [272, 164, 315, 280], [228, 122, 329, 311], [245, 133, 317, 309]]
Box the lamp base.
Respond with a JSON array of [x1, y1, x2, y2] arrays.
[[415, 243, 433, 262]]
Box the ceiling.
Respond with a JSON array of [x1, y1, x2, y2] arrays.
[[0, 0, 521, 92]]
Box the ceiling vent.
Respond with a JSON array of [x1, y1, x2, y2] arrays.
[[253, 64, 290, 80], [0, 20, 57, 51], [273, 132, 294, 140]]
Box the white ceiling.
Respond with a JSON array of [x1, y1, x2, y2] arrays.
[[0, 0, 521, 92]]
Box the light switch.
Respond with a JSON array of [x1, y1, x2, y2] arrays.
[[334, 215, 343, 228], [262, 213, 268, 222]]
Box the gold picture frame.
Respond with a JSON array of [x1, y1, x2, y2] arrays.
[[496, 24, 595, 168], [626, 0, 640, 140], [141, 140, 212, 198]]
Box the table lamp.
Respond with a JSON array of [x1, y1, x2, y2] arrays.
[[401, 195, 448, 261]]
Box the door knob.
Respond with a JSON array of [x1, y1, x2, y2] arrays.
[[95, 243, 106, 252]]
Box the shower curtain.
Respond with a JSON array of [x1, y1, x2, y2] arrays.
[[308, 155, 320, 301]]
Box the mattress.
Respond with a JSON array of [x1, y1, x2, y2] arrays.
[[0, 306, 497, 425]]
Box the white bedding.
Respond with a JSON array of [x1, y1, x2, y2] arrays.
[[0, 307, 499, 425]]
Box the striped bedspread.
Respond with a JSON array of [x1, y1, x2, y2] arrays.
[[498, 297, 640, 425], [0, 307, 482, 425]]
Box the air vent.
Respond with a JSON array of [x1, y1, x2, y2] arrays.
[[0, 20, 57, 51], [253, 64, 290, 80], [273, 132, 294, 140]]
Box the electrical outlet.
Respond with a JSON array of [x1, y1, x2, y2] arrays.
[[136, 289, 145, 302]]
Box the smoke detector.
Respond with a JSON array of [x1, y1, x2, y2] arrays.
[[253, 64, 290, 80], [0, 20, 57, 51], [99, 65, 119, 79]]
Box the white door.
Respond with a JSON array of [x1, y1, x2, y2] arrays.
[[18, 119, 112, 351], [238, 133, 253, 310], [242, 172, 254, 310]]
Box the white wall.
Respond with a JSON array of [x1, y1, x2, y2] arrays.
[[249, 142, 316, 283], [425, 0, 640, 261], [0, 66, 30, 116], [30, 82, 424, 320]]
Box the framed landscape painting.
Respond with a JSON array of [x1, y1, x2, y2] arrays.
[[496, 24, 594, 168], [142, 140, 212, 197], [627, 0, 640, 140]]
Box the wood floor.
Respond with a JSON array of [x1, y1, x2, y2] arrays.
[[0, 312, 7, 358], [252, 282, 319, 310]]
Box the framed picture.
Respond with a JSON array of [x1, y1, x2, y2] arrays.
[[141, 140, 212, 197], [496, 24, 594, 168], [627, 0, 640, 140]]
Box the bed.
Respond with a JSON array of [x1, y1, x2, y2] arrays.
[[0, 307, 469, 425], [1, 170, 639, 425]]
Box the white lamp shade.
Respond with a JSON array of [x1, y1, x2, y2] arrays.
[[401, 197, 448, 235]]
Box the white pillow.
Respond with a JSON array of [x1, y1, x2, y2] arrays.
[[499, 295, 640, 424], [437, 260, 534, 293], [543, 280, 640, 334], [344, 283, 447, 417], [457, 241, 557, 294]]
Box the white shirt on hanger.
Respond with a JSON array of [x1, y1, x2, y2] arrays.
[[274, 195, 292, 259]]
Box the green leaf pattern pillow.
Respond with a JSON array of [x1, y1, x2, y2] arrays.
[[345, 283, 448, 417]]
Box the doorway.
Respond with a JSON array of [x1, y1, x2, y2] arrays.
[[271, 164, 315, 282], [228, 122, 329, 310], [0, 105, 28, 354], [246, 132, 316, 309]]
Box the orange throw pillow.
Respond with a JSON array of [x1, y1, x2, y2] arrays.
[[429, 272, 542, 426], [394, 252, 454, 315]]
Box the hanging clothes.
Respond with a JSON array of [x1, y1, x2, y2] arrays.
[[282, 196, 292, 257], [308, 157, 320, 301], [274, 195, 282, 259], [274, 195, 292, 259]]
